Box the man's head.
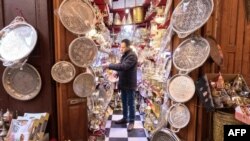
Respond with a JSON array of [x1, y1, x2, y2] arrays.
[[120, 39, 131, 54]]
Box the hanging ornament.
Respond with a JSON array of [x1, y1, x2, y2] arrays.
[[216, 73, 225, 89], [122, 15, 126, 25], [127, 12, 133, 24], [114, 13, 121, 25]]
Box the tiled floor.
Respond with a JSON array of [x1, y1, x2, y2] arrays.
[[105, 110, 149, 141]]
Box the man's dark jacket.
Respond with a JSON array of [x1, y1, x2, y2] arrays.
[[108, 49, 138, 90]]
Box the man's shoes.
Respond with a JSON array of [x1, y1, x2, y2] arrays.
[[127, 122, 134, 131], [115, 118, 127, 124]]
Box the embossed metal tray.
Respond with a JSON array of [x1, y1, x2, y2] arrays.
[[2, 63, 42, 101], [167, 74, 195, 103], [171, 0, 214, 35], [0, 16, 37, 66], [73, 72, 96, 97], [151, 128, 180, 141], [69, 37, 98, 67], [168, 103, 190, 132], [51, 61, 76, 83], [173, 36, 210, 72], [58, 0, 96, 34]]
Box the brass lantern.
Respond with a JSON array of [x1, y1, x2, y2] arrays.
[[133, 6, 144, 23]]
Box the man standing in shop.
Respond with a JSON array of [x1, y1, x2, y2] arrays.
[[102, 39, 138, 131]]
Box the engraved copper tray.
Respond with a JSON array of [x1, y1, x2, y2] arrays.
[[0, 16, 37, 66], [167, 74, 195, 103], [58, 0, 96, 34], [73, 73, 96, 97], [2, 63, 42, 101], [206, 37, 223, 66], [168, 103, 190, 131], [51, 61, 76, 83], [69, 37, 98, 67], [171, 0, 213, 35], [173, 36, 210, 72]]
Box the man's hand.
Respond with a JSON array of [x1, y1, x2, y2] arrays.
[[101, 63, 110, 70]]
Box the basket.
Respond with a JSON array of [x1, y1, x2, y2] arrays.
[[213, 111, 242, 141]]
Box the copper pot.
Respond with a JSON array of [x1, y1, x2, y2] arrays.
[[133, 6, 144, 23]]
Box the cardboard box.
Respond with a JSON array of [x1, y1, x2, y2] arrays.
[[235, 105, 250, 125], [196, 73, 250, 111]]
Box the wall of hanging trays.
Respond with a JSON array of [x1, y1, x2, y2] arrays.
[[51, 0, 250, 140], [54, 0, 118, 139], [0, 14, 52, 140], [132, 0, 215, 140], [0, 16, 41, 101]]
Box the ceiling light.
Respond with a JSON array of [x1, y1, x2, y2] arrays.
[[125, 9, 130, 14]]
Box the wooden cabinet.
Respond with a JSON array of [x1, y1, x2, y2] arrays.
[[0, 0, 57, 138]]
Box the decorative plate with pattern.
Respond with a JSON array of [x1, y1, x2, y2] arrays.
[[2, 63, 42, 101], [168, 74, 195, 103], [173, 36, 210, 72], [73, 73, 96, 97], [58, 0, 96, 34], [51, 61, 76, 83], [69, 37, 98, 67], [168, 103, 190, 130], [151, 128, 180, 141], [171, 0, 213, 34], [0, 16, 37, 66]]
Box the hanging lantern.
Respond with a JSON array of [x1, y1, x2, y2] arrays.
[[133, 6, 144, 23]]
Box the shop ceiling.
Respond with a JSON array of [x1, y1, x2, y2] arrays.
[[93, 0, 166, 12]]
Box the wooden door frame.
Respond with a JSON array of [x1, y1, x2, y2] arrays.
[[53, 0, 67, 140], [53, 1, 89, 140]]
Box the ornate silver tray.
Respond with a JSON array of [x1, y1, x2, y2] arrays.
[[69, 37, 98, 67], [103, 70, 118, 83], [173, 36, 210, 72], [2, 63, 42, 101], [138, 83, 150, 98], [137, 68, 143, 84], [151, 128, 180, 141], [167, 74, 195, 103], [168, 103, 190, 132], [73, 72, 96, 97], [58, 0, 96, 34], [171, 0, 214, 35], [51, 61, 76, 83], [0, 16, 37, 66]]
